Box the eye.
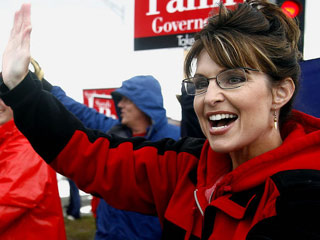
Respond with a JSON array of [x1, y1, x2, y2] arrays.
[[194, 77, 208, 90], [227, 76, 246, 84]]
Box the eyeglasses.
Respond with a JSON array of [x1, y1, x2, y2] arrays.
[[182, 67, 259, 96]]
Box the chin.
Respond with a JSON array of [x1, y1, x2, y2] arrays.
[[209, 143, 230, 153], [208, 140, 239, 153]]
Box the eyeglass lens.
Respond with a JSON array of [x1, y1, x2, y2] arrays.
[[184, 68, 248, 95]]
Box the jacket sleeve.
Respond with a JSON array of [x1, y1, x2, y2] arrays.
[[0, 72, 202, 216], [41, 76, 118, 132], [246, 169, 320, 240], [0, 143, 50, 232]]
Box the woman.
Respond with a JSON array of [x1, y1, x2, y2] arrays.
[[1, 1, 320, 239]]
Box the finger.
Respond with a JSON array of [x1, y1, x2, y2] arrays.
[[21, 4, 32, 50], [11, 8, 22, 37], [21, 3, 31, 30], [22, 26, 32, 50]]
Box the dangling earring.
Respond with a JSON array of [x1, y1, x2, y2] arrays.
[[274, 111, 278, 130]]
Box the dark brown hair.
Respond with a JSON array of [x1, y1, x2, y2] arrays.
[[184, 0, 302, 125]]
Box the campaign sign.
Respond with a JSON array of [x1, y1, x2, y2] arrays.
[[134, 0, 244, 50], [83, 88, 118, 119]]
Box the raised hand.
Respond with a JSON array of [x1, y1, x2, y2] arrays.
[[2, 3, 32, 90]]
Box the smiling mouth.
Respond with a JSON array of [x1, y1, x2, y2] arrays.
[[209, 113, 238, 130]]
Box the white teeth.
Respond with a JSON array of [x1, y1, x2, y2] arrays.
[[209, 113, 237, 121], [211, 125, 228, 130]]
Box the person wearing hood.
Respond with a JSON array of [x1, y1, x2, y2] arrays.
[[40, 73, 180, 141], [2, 1, 320, 239], [33, 62, 180, 239]]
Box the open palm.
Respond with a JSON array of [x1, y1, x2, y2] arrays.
[[2, 3, 32, 90]]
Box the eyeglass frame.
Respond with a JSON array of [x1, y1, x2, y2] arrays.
[[182, 67, 259, 96]]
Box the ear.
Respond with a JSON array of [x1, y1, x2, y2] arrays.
[[272, 77, 295, 108]]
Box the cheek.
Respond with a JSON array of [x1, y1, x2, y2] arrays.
[[237, 89, 272, 125], [193, 97, 203, 120], [193, 97, 207, 135]]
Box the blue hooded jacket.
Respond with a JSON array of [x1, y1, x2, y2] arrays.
[[50, 75, 180, 141], [48, 75, 180, 240]]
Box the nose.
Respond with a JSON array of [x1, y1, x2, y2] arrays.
[[203, 80, 225, 105], [118, 99, 125, 108]]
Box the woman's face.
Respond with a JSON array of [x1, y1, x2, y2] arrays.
[[0, 99, 13, 125], [194, 50, 277, 157]]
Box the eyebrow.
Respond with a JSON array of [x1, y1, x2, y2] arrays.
[[194, 73, 206, 78], [194, 68, 228, 78]]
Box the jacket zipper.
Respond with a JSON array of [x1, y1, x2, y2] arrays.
[[194, 189, 204, 216]]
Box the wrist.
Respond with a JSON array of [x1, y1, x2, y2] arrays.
[[3, 75, 26, 90]]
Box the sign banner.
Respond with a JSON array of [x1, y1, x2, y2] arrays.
[[83, 88, 118, 119], [134, 0, 243, 50]]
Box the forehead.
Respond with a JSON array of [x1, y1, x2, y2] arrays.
[[120, 96, 132, 102], [196, 50, 224, 76]]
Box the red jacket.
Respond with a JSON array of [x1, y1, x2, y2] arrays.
[[51, 110, 320, 240], [0, 120, 66, 239], [1, 73, 320, 239]]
